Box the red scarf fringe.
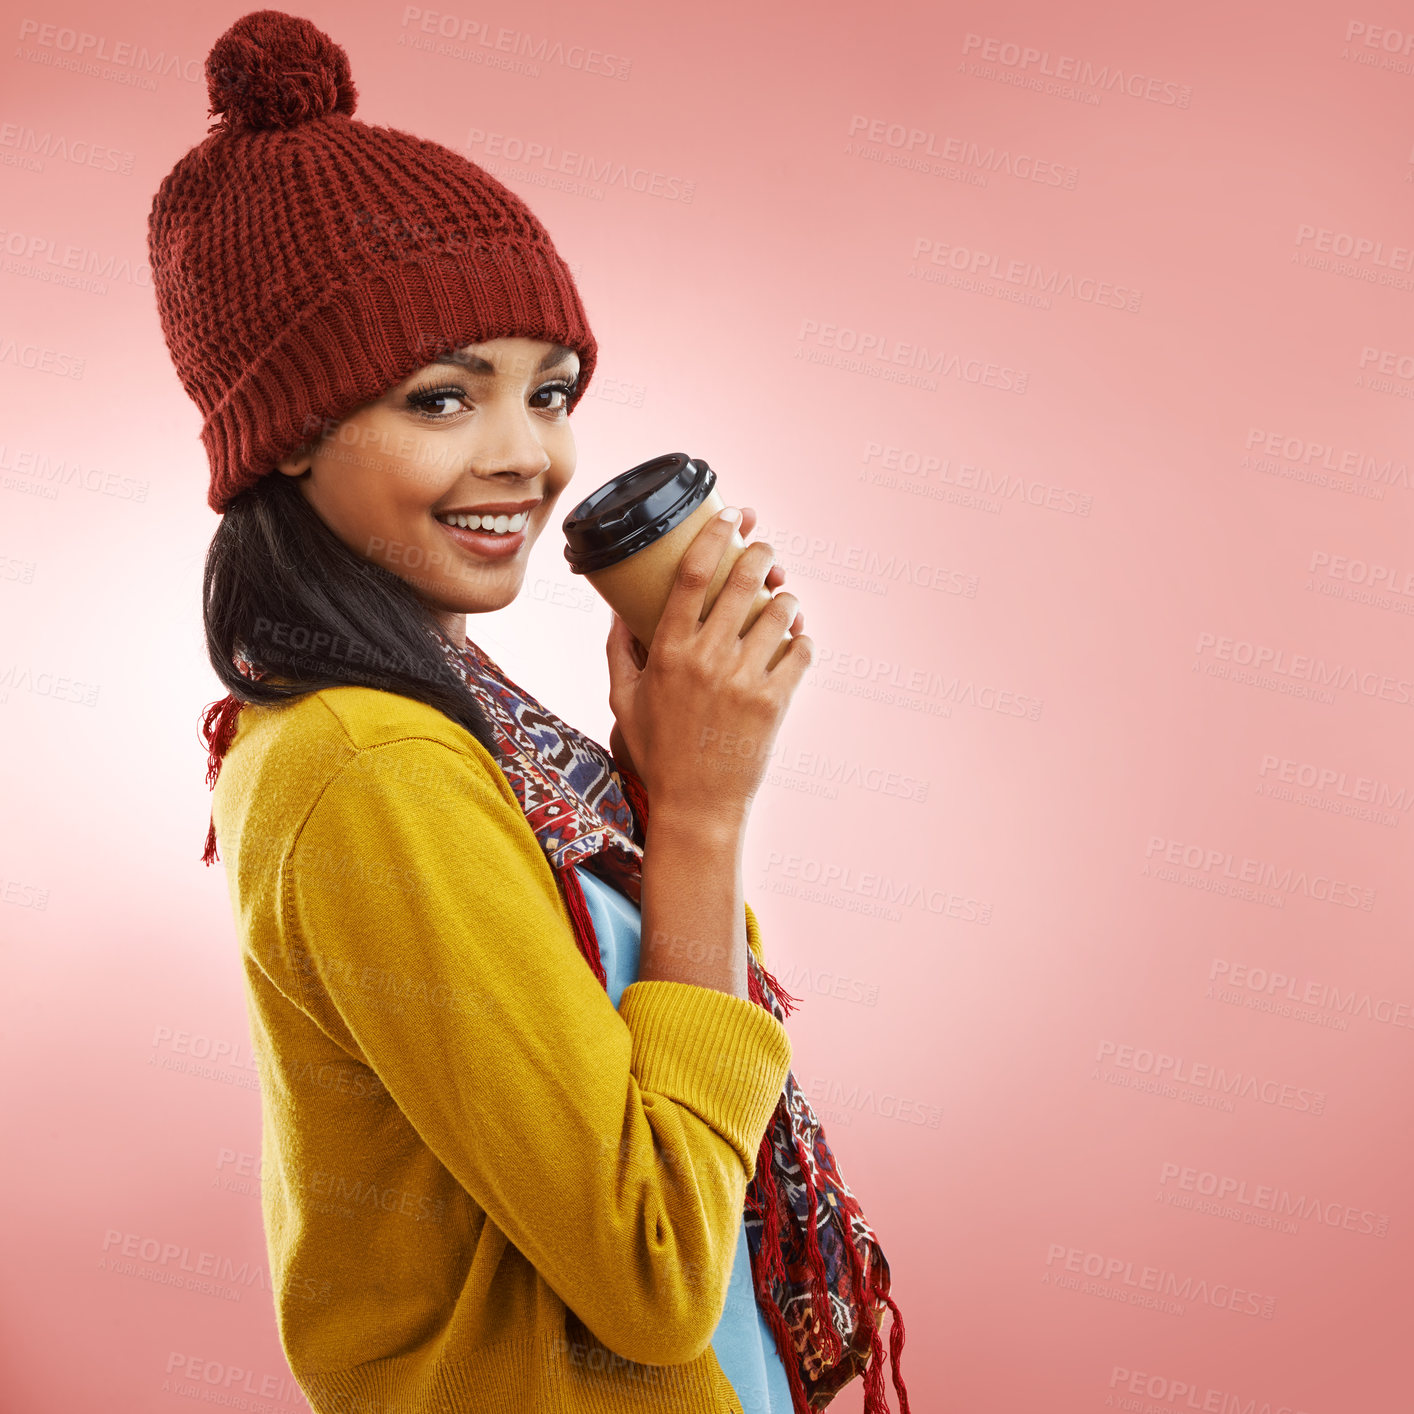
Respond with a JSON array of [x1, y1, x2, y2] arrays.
[[749, 1143, 814, 1414], [554, 858, 609, 990], [199, 693, 244, 866], [837, 1187, 913, 1414], [884, 1292, 911, 1413]]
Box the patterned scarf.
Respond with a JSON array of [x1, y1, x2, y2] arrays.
[[200, 626, 910, 1414]]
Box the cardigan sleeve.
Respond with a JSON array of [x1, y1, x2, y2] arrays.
[[279, 734, 791, 1368]]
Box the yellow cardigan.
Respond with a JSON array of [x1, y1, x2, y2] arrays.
[[211, 684, 794, 1413]]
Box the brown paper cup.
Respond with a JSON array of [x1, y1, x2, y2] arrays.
[[564, 457, 793, 669]]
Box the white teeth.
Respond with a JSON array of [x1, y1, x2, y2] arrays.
[[436, 510, 529, 533]]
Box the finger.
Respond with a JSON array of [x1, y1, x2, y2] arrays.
[[737, 509, 781, 588], [656, 508, 742, 645], [739, 588, 799, 671], [699, 540, 777, 649], [767, 630, 815, 681]]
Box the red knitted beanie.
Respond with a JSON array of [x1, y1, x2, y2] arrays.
[[147, 9, 598, 514]]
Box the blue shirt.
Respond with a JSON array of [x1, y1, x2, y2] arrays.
[[574, 864, 795, 1413]]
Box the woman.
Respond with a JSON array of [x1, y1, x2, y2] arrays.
[[148, 12, 894, 1414]]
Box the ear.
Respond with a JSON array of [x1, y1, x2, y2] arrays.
[[275, 446, 313, 478]]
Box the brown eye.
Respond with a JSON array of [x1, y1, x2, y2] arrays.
[[535, 380, 576, 412], [406, 385, 470, 419]]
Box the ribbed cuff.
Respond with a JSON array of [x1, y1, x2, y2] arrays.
[[616, 979, 791, 1177], [744, 898, 765, 966]]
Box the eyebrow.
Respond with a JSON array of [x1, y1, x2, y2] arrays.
[[427, 343, 579, 376]]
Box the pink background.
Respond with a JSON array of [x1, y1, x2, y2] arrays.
[[3, 3, 1411, 1410]]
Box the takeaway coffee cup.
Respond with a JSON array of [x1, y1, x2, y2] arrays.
[[562, 452, 793, 669]]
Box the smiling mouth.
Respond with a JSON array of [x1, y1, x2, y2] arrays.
[[432, 514, 529, 561]]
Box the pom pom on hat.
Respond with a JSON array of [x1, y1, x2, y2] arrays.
[[206, 9, 358, 135]]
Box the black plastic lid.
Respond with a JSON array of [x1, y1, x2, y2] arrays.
[[562, 452, 717, 574]]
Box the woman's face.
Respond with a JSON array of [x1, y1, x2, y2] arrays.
[[276, 336, 581, 636]]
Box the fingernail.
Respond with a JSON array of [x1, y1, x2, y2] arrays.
[[718, 506, 742, 523]]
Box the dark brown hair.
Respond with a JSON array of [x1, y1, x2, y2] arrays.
[[202, 469, 497, 755]]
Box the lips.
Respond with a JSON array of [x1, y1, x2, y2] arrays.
[[433, 517, 527, 561]]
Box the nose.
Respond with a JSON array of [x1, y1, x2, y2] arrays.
[[473, 399, 553, 480]]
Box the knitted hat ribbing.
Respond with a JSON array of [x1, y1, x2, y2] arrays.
[[147, 10, 598, 514]]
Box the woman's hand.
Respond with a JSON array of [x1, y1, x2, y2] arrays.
[[605, 507, 801, 787], [604, 504, 813, 830]]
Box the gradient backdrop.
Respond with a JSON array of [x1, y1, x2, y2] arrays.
[[2, 2, 1411, 1411]]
